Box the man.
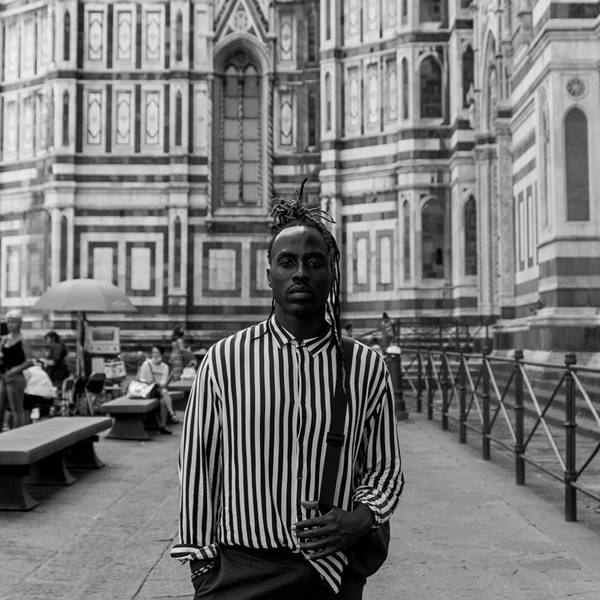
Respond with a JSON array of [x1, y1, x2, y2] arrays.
[[171, 186, 403, 599]]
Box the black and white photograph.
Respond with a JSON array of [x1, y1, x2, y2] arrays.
[[1, 1, 600, 599]]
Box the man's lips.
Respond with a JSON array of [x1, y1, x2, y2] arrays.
[[288, 287, 313, 296]]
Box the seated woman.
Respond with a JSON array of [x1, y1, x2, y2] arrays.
[[39, 331, 69, 391], [23, 362, 56, 423], [137, 345, 178, 433]]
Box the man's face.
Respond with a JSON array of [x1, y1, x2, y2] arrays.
[[267, 225, 332, 320]]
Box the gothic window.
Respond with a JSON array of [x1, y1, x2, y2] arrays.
[[307, 8, 317, 62], [60, 215, 69, 281], [402, 58, 409, 119], [175, 90, 183, 146], [308, 89, 317, 146], [464, 196, 477, 276], [565, 107, 589, 221], [219, 52, 261, 205], [422, 198, 445, 279], [403, 201, 411, 280], [486, 66, 498, 130], [420, 56, 442, 118], [63, 11, 71, 61], [420, 0, 442, 22], [175, 11, 183, 62], [62, 91, 69, 146], [401, 0, 408, 25], [325, 0, 331, 40], [325, 72, 332, 130], [386, 59, 398, 122], [173, 216, 182, 288], [462, 45, 474, 109]]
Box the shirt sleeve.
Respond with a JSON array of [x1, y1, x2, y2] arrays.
[[352, 355, 404, 526], [137, 360, 152, 383], [170, 348, 222, 563]]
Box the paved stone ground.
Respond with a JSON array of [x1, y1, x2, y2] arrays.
[[1, 412, 600, 600]]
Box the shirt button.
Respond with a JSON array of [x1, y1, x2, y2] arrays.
[[297, 473, 302, 479]]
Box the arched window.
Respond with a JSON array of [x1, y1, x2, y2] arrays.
[[486, 66, 498, 130], [307, 8, 317, 62], [60, 215, 69, 281], [175, 90, 182, 146], [402, 57, 409, 119], [219, 52, 261, 205], [325, 0, 331, 40], [565, 107, 589, 221], [308, 89, 317, 146], [325, 72, 332, 130], [422, 198, 445, 279], [420, 56, 442, 118], [420, 0, 442, 22], [464, 196, 477, 276], [63, 10, 71, 61], [403, 201, 411, 280], [462, 45, 474, 109], [62, 90, 70, 146], [173, 216, 182, 288], [401, 0, 408, 25], [175, 11, 183, 62]]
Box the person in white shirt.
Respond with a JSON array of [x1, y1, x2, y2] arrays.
[[137, 345, 178, 433], [23, 363, 56, 423]]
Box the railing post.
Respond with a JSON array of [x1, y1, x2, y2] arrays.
[[416, 351, 423, 413], [459, 353, 467, 444], [426, 350, 435, 421], [514, 349, 525, 485], [482, 346, 491, 461], [564, 352, 577, 522], [441, 355, 449, 431]]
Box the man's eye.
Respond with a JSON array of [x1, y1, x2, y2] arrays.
[[279, 259, 294, 268], [308, 259, 324, 268]]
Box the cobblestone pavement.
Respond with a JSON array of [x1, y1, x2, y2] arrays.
[[1, 412, 600, 600]]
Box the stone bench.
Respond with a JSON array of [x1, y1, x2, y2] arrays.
[[100, 396, 159, 441], [0, 416, 112, 511]]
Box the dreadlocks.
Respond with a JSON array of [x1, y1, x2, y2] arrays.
[[268, 178, 347, 387]]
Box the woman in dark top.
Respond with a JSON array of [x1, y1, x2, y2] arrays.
[[40, 331, 69, 389], [0, 310, 33, 430]]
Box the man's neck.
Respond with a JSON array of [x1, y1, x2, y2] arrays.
[[273, 309, 328, 341]]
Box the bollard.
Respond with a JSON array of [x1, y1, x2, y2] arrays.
[[514, 349, 525, 485], [482, 346, 491, 461], [441, 356, 449, 431], [459, 354, 467, 444], [564, 352, 577, 522], [386, 349, 408, 421], [426, 350, 435, 421], [416, 351, 423, 413]]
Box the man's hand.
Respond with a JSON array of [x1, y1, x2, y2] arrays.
[[292, 500, 374, 560]]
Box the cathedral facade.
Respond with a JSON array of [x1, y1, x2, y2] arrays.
[[0, 0, 598, 353]]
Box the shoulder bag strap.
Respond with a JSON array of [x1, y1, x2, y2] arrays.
[[318, 337, 354, 514]]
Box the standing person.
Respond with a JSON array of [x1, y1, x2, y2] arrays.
[[380, 312, 395, 352], [137, 345, 178, 433], [40, 331, 69, 391], [171, 184, 404, 599], [0, 310, 33, 430]]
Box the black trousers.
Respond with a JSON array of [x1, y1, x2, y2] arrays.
[[191, 546, 366, 600]]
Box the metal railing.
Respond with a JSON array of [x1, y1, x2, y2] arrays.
[[398, 347, 600, 522]]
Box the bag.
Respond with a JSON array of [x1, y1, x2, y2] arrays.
[[319, 337, 391, 579], [348, 522, 390, 577], [127, 379, 157, 399]]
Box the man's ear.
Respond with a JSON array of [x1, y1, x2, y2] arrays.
[[266, 268, 271, 287]]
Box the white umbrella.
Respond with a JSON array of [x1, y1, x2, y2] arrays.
[[33, 278, 137, 379]]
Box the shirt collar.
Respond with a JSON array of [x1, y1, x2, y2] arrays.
[[266, 315, 334, 356]]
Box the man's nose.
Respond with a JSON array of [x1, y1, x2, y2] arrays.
[[292, 263, 309, 280]]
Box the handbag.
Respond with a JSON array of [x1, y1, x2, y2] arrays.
[[318, 337, 390, 579], [127, 361, 158, 399]]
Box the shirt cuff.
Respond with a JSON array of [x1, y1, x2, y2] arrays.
[[170, 542, 219, 563], [352, 489, 385, 527]]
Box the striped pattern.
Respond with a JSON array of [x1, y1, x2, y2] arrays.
[[171, 316, 403, 592]]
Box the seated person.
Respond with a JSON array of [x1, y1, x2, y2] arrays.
[[137, 345, 178, 432], [23, 362, 57, 423], [180, 358, 198, 380], [39, 331, 69, 390]]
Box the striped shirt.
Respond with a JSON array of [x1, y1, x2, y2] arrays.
[[171, 317, 403, 592]]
